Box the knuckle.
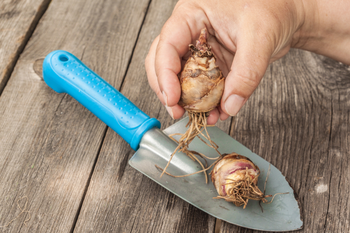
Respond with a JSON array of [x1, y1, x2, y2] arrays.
[[234, 68, 261, 90], [174, 0, 193, 12]]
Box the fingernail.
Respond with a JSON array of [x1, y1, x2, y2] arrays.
[[162, 91, 168, 106], [165, 105, 174, 119], [162, 91, 174, 119], [225, 94, 245, 116]]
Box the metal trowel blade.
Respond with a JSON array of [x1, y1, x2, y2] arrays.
[[129, 117, 303, 232]]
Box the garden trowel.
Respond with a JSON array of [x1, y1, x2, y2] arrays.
[[43, 50, 303, 232]]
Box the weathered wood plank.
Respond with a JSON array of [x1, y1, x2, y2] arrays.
[[0, 0, 51, 94], [0, 0, 150, 232], [220, 50, 350, 232], [73, 0, 231, 232]]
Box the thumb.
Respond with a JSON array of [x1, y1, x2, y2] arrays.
[[221, 38, 272, 116]]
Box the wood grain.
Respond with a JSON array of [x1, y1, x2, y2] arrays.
[[0, 0, 150, 232], [0, 0, 50, 94], [73, 0, 231, 232], [220, 50, 350, 232], [1, 0, 348, 232]]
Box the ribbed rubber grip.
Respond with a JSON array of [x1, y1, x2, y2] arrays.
[[42, 50, 160, 150]]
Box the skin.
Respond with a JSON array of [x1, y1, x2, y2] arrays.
[[145, 0, 350, 124]]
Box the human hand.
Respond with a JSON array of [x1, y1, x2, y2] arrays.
[[146, 0, 350, 124]]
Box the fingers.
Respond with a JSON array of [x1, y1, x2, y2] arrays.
[[146, 17, 197, 119], [146, 36, 185, 119], [155, 5, 212, 104], [218, 106, 230, 121], [147, 15, 191, 119], [221, 33, 272, 116], [207, 35, 235, 77], [207, 108, 220, 125], [151, 9, 210, 119], [207, 105, 231, 124], [155, 21, 194, 107], [146, 36, 163, 103]]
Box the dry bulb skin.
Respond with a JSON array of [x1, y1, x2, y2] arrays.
[[160, 28, 225, 179], [178, 28, 225, 112], [211, 153, 271, 209]]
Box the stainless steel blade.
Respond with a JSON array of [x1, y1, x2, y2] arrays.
[[128, 117, 303, 231]]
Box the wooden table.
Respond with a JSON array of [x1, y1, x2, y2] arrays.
[[0, 0, 349, 232]]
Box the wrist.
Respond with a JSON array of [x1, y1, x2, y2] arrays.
[[291, 0, 314, 50], [292, 0, 350, 65]]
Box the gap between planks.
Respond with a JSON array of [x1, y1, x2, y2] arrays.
[[118, 0, 153, 94], [69, 127, 108, 233], [69, 0, 153, 231]]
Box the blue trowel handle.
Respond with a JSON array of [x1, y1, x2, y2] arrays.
[[42, 50, 160, 150]]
